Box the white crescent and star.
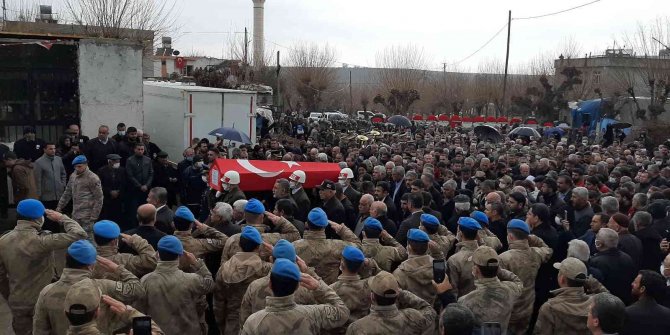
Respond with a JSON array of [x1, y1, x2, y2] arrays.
[[236, 160, 301, 178]]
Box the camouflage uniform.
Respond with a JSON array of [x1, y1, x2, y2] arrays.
[[33, 266, 145, 335], [393, 255, 435, 304], [240, 280, 349, 335], [92, 234, 157, 279], [239, 268, 319, 328], [446, 240, 479, 297], [222, 219, 300, 262], [326, 274, 372, 335], [361, 235, 408, 272], [0, 215, 87, 335], [498, 235, 553, 335], [427, 230, 456, 260], [293, 224, 361, 285], [478, 228, 503, 251], [345, 290, 437, 335], [175, 224, 228, 258], [57, 169, 104, 237], [66, 306, 163, 335], [216, 252, 273, 335], [140, 259, 215, 335], [458, 268, 524, 334], [533, 287, 592, 335]]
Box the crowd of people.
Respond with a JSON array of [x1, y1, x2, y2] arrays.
[[2, 118, 670, 335]]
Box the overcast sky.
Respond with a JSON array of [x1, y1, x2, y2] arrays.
[[24, 0, 670, 70]]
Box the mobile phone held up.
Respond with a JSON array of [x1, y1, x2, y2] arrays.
[[433, 259, 446, 284], [132, 316, 152, 335]]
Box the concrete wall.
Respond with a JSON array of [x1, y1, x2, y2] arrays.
[[78, 39, 144, 138]]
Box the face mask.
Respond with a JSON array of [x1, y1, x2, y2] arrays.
[[499, 183, 506, 189], [223, 184, 231, 192], [338, 179, 347, 186], [118, 131, 126, 136], [201, 175, 208, 183], [112, 163, 120, 169], [609, 177, 616, 183], [215, 191, 223, 198], [289, 181, 298, 189], [195, 161, 204, 168], [185, 156, 193, 162]]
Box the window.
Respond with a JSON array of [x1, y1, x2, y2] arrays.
[[592, 70, 601, 85]]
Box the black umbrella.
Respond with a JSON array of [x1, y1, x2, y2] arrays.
[[387, 115, 411, 128], [611, 122, 632, 129], [474, 125, 503, 143], [509, 127, 541, 138]]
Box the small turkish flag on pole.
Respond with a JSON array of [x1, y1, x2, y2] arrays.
[[208, 159, 341, 191]]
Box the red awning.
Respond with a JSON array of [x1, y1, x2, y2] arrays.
[[510, 117, 522, 124], [412, 115, 424, 121], [496, 116, 508, 123], [451, 115, 462, 121], [486, 116, 496, 122], [439, 114, 449, 121], [427, 115, 438, 121], [526, 119, 538, 125], [462, 117, 473, 122], [371, 117, 384, 123], [473, 116, 486, 122], [543, 122, 554, 127], [209, 159, 340, 191]]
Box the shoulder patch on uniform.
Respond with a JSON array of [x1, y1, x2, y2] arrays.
[[206, 239, 214, 244]]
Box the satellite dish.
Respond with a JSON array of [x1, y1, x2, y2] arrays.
[[172, 50, 180, 56]]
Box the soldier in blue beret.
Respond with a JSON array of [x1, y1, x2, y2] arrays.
[[420, 214, 456, 260], [471, 210, 503, 252], [91, 219, 157, 279], [361, 215, 408, 272], [394, 228, 436, 303], [447, 216, 485, 297], [172, 206, 228, 259]]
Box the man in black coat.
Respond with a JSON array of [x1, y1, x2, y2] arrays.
[[97, 154, 127, 228], [375, 181, 399, 223], [319, 180, 345, 239], [13, 126, 45, 161], [335, 183, 357, 234], [289, 171, 311, 223], [632, 211, 664, 271], [621, 270, 670, 335], [125, 142, 154, 214], [147, 186, 174, 235], [84, 125, 117, 172], [395, 192, 424, 246], [370, 200, 397, 237], [120, 203, 166, 252], [339, 168, 361, 210], [589, 227, 637, 305], [151, 151, 179, 208], [390, 166, 408, 213]]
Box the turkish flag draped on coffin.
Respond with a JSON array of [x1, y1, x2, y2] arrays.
[[208, 159, 341, 191]]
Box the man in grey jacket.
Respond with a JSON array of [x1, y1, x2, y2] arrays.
[[33, 143, 66, 207]]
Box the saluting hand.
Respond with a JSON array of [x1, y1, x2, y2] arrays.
[[182, 251, 198, 267], [193, 220, 205, 230], [96, 256, 120, 273], [299, 273, 320, 291], [44, 209, 63, 222], [264, 211, 281, 225], [296, 256, 308, 272], [120, 233, 133, 244], [102, 295, 128, 315]]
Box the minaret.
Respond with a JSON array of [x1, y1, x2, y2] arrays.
[[252, 0, 265, 68]]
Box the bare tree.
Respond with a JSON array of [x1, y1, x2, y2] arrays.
[[373, 44, 428, 115], [63, 0, 178, 44], [285, 42, 339, 112], [623, 17, 670, 120], [3, 0, 39, 22]]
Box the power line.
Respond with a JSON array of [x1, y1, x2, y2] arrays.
[[451, 22, 509, 65], [512, 0, 602, 20]]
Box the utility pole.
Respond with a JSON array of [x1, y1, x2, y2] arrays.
[[349, 70, 353, 114], [442, 62, 447, 112], [244, 27, 249, 83], [276, 50, 281, 110], [501, 10, 512, 117], [2, 0, 6, 24]]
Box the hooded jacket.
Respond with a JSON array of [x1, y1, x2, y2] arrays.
[[9, 158, 38, 201]]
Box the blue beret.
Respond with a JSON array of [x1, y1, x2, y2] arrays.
[[93, 220, 120, 239], [175, 206, 195, 222], [420, 214, 440, 227], [16, 199, 45, 219], [272, 239, 296, 262], [471, 211, 489, 225], [157, 236, 184, 255], [507, 219, 530, 234], [308, 208, 328, 227], [363, 217, 383, 231], [68, 240, 97, 265], [72, 155, 87, 166], [245, 199, 265, 214], [407, 228, 430, 243], [241, 226, 263, 245], [272, 258, 301, 281], [342, 246, 365, 263], [458, 217, 482, 231]]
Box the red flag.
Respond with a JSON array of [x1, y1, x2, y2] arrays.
[[36, 41, 53, 50], [208, 159, 341, 192]]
